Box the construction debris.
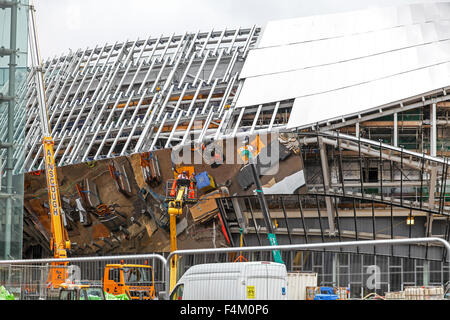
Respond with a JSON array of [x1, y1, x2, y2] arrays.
[[74, 198, 91, 227], [138, 186, 170, 230], [195, 171, 216, 193], [261, 170, 305, 194], [108, 159, 132, 196], [84, 178, 101, 208], [176, 218, 188, 236], [279, 133, 301, 154], [189, 187, 230, 224], [385, 286, 445, 300], [140, 152, 162, 187]]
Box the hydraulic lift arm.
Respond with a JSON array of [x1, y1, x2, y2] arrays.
[[167, 186, 186, 292]]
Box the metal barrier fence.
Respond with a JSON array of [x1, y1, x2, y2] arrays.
[[165, 238, 450, 300], [1, 238, 449, 300], [0, 254, 166, 300]]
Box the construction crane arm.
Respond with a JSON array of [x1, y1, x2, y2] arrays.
[[28, 3, 70, 260]]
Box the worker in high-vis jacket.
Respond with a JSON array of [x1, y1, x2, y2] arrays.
[[188, 172, 196, 200], [239, 136, 254, 163], [169, 171, 196, 200]]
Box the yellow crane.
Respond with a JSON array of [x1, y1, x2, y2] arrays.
[[166, 172, 197, 292], [28, 5, 157, 298], [28, 2, 71, 288]]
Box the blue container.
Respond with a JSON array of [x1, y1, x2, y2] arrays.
[[313, 287, 339, 300], [195, 171, 212, 190]]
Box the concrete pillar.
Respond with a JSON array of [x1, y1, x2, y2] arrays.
[[431, 103, 437, 157], [427, 104, 437, 238], [423, 261, 430, 286], [427, 166, 437, 236], [393, 113, 398, 147], [318, 137, 336, 235], [232, 197, 247, 230], [332, 253, 339, 287]]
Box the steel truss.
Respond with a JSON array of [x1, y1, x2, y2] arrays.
[[12, 27, 274, 173], [217, 194, 450, 262]]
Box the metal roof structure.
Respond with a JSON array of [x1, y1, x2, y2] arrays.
[[236, 2, 450, 130], [18, 27, 264, 173], [8, 2, 450, 174]]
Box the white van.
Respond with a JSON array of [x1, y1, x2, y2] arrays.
[[170, 261, 288, 300]]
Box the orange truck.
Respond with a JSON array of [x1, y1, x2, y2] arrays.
[[103, 264, 156, 300]]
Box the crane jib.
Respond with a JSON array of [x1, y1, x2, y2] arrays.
[[45, 147, 61, 217]]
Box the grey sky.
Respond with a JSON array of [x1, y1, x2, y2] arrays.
[[34, 0, 443, 59]]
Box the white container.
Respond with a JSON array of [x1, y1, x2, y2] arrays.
[[286, 272, 318, 300]]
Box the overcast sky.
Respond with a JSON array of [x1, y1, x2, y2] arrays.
[[33, 0, 444, 59]]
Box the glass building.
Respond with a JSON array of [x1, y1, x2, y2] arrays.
[[0, 0, 28, 259]]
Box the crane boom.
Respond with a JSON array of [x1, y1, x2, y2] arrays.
[[28, 3, 70, 283], [27, 4, 157, 297]]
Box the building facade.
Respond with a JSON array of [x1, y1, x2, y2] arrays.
[[16, 2, 450, 296]]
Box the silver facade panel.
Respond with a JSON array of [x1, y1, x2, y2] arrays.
[[235, 2, 450, 131], [241, 20, 450, 80], [237, 39, 450, 108], [287, 61, 450, 129], [258, 2, 450, 49]]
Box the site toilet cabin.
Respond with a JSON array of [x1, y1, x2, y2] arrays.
[[170, 261, 288, 300]]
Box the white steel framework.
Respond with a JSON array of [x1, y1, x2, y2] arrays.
[[16, 27, 268, 173]]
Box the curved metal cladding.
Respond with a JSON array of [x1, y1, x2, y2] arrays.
[[22, 27, 260, 172], [235, 2, 450, 130]]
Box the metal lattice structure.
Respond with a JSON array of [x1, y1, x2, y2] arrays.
[[19, 26, 287, 173], [11, 2, 450, 268]]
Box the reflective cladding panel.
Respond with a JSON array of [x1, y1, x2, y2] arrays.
[[286, 62, 450, 129], [258, 2, 450, 48], [237, 39, 450, 109], [236, 2, 450, 130], [240, 20, 450, 79]]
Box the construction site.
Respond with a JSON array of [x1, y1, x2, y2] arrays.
[[1, 0, 450, 301]]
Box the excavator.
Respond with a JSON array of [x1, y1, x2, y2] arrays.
[[28, 4, 156, 299]]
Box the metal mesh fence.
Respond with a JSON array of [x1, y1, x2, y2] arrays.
[[0, 239, 449, 300], [0, 254, 167, 300], [173, 250, 449, 300]]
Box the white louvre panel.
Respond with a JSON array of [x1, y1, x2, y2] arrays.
[[287, 61, 450, 129], [237, 39, 450, 108], [235, 2, 450, 131], [241, 20, 450, 79], [16, 27, 261, 172], [257, 2, 450, 49]]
